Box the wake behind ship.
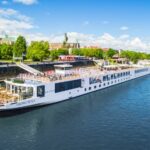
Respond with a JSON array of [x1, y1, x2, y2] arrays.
[[0, 62, 150, 111]]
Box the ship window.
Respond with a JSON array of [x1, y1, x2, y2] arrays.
[[103, 83, 105, 86], [37, 85, 45, 97], [94, 86, 96, 89], [111, 74, 114, 79], [99, 84, 101, 87], [85, 88, 87, 91], [89, 87, 91, 90], [103, 75, 109, 81], [55, 79, 81, 93]]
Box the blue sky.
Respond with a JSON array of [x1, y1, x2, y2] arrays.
[[0, 0, 150, 51]]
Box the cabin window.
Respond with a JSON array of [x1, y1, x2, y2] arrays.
[[103, 75, 109, 81], [94, 86, 96, 89], [85, 88, 87, 91], [55, 79, 81, 93], [37, 85, 45, 97], [89, 87, 91, 90], [89, 77, 101, 84], [111, 74, 114, 79]]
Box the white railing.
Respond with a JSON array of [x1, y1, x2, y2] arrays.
[[17, 63, 43, 76]]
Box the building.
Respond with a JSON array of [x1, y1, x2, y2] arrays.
[[49, 42, 80, 50], [0, 35, 16, 45], [83, 46, 100, 49], [49, 43, 62, 50], [59, 55, 88, 61], [112, 54, 129, 64]]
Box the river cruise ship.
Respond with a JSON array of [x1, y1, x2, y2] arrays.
[[0, 63, 150, 111]]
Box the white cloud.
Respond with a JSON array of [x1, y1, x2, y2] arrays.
[[0, 18, 33, 30], [101, 33, 115, 41], [119, 34, 130, 39], [120, 26, 129, 31], [0, 8, 34, 35], [0, 8, 16, 16], [1, 0, 8, 4], [13, 0, 38, 5], [46, 32, 150, 52], [24, 33, 50, 43], [0, 8, 31, 21], [130, 37, 147, 50]]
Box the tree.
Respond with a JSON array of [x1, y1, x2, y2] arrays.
[[27, 41, 50, 61], [50, 48, 69, 60], [72, 48, 83, 56], [105, 48, 117, 58], [0, 44, 13, 59], [93, 49, 104, 59], [13, 36, 27, 57], [120, 50, 149, 64]]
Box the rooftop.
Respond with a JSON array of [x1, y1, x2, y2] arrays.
[[54, 64, 73, 68]]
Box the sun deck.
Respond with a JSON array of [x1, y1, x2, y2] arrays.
[[14, 65, 139, 84]]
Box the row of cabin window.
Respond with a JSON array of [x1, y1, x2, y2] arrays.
[[103, 71, 130, 81], [135, 68, 148, 74], [85, 77, 130, 91], [55, 79, 81, 93]]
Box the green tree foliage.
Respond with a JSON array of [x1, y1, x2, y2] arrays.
[[72, 48, 104, 59], [105, 48, 117, 59], [120, 50, 150, 63], [27, 41, 50, 61], [13, 36, 27, 57], [72, 48, 83, 56], [0, 44, 13, 59], [50, 49, 69, 60]]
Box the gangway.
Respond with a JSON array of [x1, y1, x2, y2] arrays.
[[17, 63, 44, 76]]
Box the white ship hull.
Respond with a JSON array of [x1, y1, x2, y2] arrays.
[[1, 67, 150, 111]]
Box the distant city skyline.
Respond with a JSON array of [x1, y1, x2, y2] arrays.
[[0, 0, 150, 51]]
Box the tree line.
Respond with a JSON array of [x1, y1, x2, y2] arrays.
[[0, 35, 150, 63]]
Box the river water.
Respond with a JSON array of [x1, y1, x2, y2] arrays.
[[0, 76, 150, 150]]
